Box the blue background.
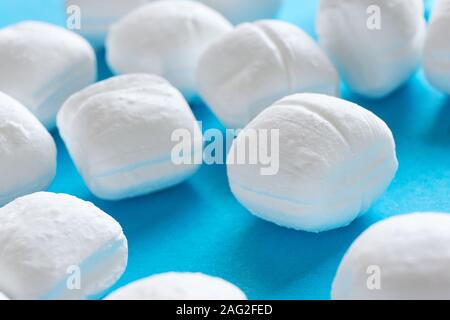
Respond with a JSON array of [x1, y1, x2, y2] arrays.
[[0, 0, 448, 300]]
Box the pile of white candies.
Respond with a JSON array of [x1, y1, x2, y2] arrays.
[[0, 0, 449, 300]]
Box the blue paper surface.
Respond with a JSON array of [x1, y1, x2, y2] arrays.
[[0, 0, 449, 300]]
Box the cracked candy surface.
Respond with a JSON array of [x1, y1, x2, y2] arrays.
[[227, 93, 398, 232], [197, 20, 339, 129]]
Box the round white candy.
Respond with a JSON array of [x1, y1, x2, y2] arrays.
[[105, 272, 247, 300], [57, 74, 203, 201], [0, 21, 96, 130], [317, 0, 426, 98], [0, 192, 128, 300], [227, 93, 398, 232], [197, 20, 339, 129], [65, 0, 154, 49], [0, 92, 56, 207], [0, 292, 9, 300], [424, 0, 450, 94], [66, 0, 281, 48], [199, 0, 283, 24], [333, 213, 450, 300], [106, 0, 233, 99]]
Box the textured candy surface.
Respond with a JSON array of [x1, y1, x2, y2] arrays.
[[65, 0, 153, 48], [0, 192, 128, 300], [424, 0, 450, 93], [0, 92, 56, 207], [105, 272, 247, 300], [317, 0, 426, 98], [57, 74, 203, 200], [198, 20, 339, 129], [0, 21, 96, 129], [227, 93, 398, 232], [333, 213, 450, 300], [106, 0, 233, 99], [66, 0, 280, 48]]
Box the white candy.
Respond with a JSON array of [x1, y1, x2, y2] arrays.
[[333, 213, 450, 300], [227, 93, 398, 232], [57, 74, 202, 201], [0, 292, 9, 300], [0, 21, 96, 129], [0, 192, 128, 300], [317, 0, 426, 98], [65, 0, 153, 49], [423, 0, 450, 94], [105, 272, 247, 300], [0, 92, 56, 207], [106, 1, 233, 99], [198, 0, 283, 24], [66, 0, 281, 48], [197, 20, 339, 129]]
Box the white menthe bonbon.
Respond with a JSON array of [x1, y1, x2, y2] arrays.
[[0, 92, 56, 207], [199, 0, 283, 24], [333, 213, 450, 300], [65, 0, 153, 49], [105, 272, 247, 300], [57, 74, 203, 201], [106, 1, 233, 99], [0, 192, 128, 300], [66, 0, 281, 48], [227, 93, 398, 232], [197, 20, 339, 129], [0, 292, 9, 300], [317, 0, 426, 98], [424, 0, 450, 94], [0, 21, 96, 129]]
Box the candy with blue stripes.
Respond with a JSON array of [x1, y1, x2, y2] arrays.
[[57, 74, 203, 200], [105, 272, 247, 300]]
